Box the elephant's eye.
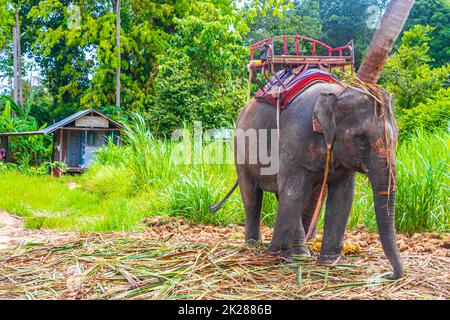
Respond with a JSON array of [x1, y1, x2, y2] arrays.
[[355, 135, 369, 147]]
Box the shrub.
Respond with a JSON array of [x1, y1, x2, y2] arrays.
[[82, 164, 134, 198], [94, 138, 128, 167], [161, 168, 242, 226], [398, 88, 450, 140]]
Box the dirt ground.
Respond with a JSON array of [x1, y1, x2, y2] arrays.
[[0, 212, 448, 300]]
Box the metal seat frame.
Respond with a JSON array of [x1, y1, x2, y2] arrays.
[[248, 36, 354, 94]]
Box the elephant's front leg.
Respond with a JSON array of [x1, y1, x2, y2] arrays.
[[269, 171, 313, 259], [292, 183, 323, 255], [319, 172, 355, 265]]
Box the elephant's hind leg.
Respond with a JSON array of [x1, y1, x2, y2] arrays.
[[237, 170, 263, 244]]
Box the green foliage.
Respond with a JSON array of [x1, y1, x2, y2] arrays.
[[381, 25, 450, 111], [161, 169, 236, 226], [395, 129, 449, 232], [403, 0, 450, 67], [94, 136, 127, 167], [82, 164, 134, 199], [0, 168, 156, 232], [148, 3, 247, 136], [319, 0, 389, 67], [0, 95, 52, 165], [13, 0, 254, 118], [120, 113, 175, 185], [24, 0, 96, 108], [397, 88, 450, 139], [246, 0, 322, 44]]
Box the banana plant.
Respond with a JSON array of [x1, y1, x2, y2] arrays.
[[0, 99, 34, 133], [0, 94, 52, 165]]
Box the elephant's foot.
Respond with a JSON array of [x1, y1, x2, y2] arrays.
[[292, 244, 311, 256], [245, 238, 263, 247], [317, 254, 343, 266], [267, 245, 294, 263], [384, 271, 404, 280]]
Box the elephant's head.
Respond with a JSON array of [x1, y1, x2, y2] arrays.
[[313, 86, 403, 279]]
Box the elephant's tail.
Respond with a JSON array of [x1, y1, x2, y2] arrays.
[[210, 180, 239, 212]]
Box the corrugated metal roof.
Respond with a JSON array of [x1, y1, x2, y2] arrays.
[[0, 109, 124, 137], [42, 109, 94, 134], [0, 131, 44, 137]]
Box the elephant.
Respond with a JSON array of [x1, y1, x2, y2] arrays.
[[212, 81, 403, 279]]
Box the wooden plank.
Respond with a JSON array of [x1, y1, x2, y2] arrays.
[[75, 116, 109, 128], [62, 127, 119, 131], [59, 129, 63, 162]]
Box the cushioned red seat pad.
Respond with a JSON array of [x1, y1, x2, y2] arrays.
[[254, 68, 338, 108]]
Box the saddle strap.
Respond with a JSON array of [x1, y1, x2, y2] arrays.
[[303, 147, 331, 245]]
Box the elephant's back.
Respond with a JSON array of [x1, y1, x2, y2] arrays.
[[236, 98, 277, 131], [237, 82, 343, 130]]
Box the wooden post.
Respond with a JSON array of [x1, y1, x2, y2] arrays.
[[59, 129, 63, 162], [84, 129, 88, 167]]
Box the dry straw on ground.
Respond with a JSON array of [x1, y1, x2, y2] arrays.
[[0, 217, 448, 300]]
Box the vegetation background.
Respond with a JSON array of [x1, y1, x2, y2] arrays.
[[0, 0, 448, 233]]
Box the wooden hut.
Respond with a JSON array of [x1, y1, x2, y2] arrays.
[[0, 109, 123, 172]]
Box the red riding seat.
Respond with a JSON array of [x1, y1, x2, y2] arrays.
[[254, 68, 339, 108]]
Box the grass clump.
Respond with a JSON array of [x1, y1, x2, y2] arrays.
[[395, 129, 449, 232], [81, 164, 134, 198]]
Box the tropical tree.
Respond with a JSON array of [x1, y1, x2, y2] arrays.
[[381, 25, 449, 110], [397, 87, 450, 137], [319, 0, 389, 67], [0, 95, 52, 164], [246, 0, 322, 44], [149, 1, 248, 136], [403, 0, 450, 67], [357, 0, 415, 83]]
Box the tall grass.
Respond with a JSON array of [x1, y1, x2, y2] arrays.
[[94, 113, 244, 228], [1, 114, 447, 233], [121, 113, 176, 186], [395, 129, 449, 232]]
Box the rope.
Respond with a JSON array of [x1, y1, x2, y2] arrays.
[[276, 87, 282, 137], [303, 147, 331, 245]]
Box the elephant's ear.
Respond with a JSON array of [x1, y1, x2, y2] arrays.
[[313, 92, 338, 149]]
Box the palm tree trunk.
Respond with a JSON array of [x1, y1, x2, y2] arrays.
[[357, 0, 415, 84], [12, 26, 18, 107], [15, 5, 23, 109], [115, 0, 121, 108]]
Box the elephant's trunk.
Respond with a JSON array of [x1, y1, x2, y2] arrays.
[[368, 158, 404, 279]]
